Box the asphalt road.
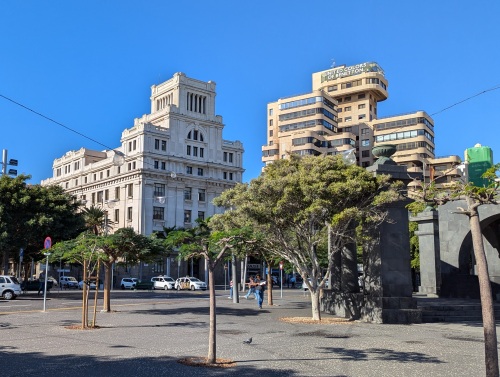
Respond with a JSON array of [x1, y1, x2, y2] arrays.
[[0, 287, 211, 313], [0, 288, 494, 376]]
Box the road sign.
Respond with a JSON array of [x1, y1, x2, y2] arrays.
[[279, 261, 284, 270], [57, 269, 70, 273], [44, 237, 52, 249]]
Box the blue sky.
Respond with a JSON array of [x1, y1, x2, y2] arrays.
[[1, 1, 499, 184]]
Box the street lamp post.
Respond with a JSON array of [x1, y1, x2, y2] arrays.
[[43, 252, 51, 312], [102, 199, 118, 290], [1, 149, 18, 176]]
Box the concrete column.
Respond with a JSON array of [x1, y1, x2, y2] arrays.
[[411, 209, 441, 296], [361, 162, 421, 323]]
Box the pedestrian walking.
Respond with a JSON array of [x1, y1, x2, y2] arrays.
[[244, 276, 257, 299], [37, 272, 45, 296], [254, 274, 266, 309], [228, 279, 233, 299]]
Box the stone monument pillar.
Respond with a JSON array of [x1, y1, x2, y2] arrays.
[[361, 144, 421, 323], [410, 209, 441, 296]]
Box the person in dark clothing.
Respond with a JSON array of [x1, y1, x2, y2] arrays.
[[254, 274, 266, 309], [37, 273, 45, 296]]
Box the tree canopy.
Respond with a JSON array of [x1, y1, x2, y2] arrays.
[[0, 175, 85, 273], [214, 154, 401, 320], [166, 218, 256, 364]]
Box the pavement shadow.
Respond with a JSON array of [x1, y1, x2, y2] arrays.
[[317, 346, 444, 364], [1, 348, 300, 377], [125, 305, 270, 318]]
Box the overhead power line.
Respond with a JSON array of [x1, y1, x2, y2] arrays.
[[0, 93, 114, 151], [0, 93, 177, 174], [431, 84, 500, 116]]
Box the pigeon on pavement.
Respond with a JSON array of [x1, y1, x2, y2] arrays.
[[243, 337, 252, 344]]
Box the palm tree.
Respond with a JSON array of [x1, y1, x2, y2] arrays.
[[82, 205, 106, 235]]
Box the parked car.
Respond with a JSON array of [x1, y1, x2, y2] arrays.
[[0, 275, 22, 300], [21, 279, 53, 292], [120, 278, 138, 289], [60, 276, 79, 289], [78, 280, 97, 290], [151, 276, 175, 290], [175, 276, 207, 291], [47, 276, 58, 287]]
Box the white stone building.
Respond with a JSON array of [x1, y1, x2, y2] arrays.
[[41, 72, 244, 282]]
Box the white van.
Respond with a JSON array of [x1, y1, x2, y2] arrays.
[[60, 276, 78, 289], [151, 276, 175, 290], [0, 276, 22, 300]]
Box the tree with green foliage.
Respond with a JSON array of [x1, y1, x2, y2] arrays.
[[51, 232, 102, 328], [79, 203, 167, 312], [214, 154, 400, 321], [82, 205, 108, 236], [0, 175, 85, 275], [410, 164, 500, 377], [166, 218, 255, 364], [53, 227, 166, 317], [100, 227, 166, 312]]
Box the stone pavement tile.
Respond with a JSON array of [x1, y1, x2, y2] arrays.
[[0, 291, 491, 376]]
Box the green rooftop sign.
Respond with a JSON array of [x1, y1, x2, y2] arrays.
[[320, 62, 384, 83]]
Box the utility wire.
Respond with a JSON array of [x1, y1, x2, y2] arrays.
[[0, 93, 175, 173], [431, 84, 500, 116], [372, 84, 500, 143], [0, 93, 115, 151]]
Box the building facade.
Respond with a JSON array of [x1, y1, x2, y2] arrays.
[[41, 72, 244, 283], [263, 62, 438, 177]]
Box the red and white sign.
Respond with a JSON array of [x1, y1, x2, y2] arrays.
[[44, 237, 52, 249], [279, 261, 284, 270]]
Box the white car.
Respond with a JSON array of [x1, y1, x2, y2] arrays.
[[151, 276, 175, 290], [120, 278, 138, 289], [0, 275, 22, 300], [47, 276, 58, 287], [78, 280, 97, 290], [175, 277, 207, 291], [60, 276, 79, 289]]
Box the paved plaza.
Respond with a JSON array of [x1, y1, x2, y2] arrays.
[[0, 289, 494, 376]]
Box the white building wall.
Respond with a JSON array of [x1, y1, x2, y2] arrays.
[[41, 72, 244, 236]]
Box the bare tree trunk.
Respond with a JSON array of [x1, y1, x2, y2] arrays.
[[241, 256, 247, 292], [310, 289, 321, 321], [469, 203, 499, 377], [103, 261, 112, 312], [207, 267, 216, 364], [92, 260, 100, 328], [267, 266, 273, 306]]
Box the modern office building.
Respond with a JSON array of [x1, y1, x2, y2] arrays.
[[41, 72, 244, 282], [263, 62, 437, 177]]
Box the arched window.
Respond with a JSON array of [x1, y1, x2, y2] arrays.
[[187, 131, 192, 139]]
